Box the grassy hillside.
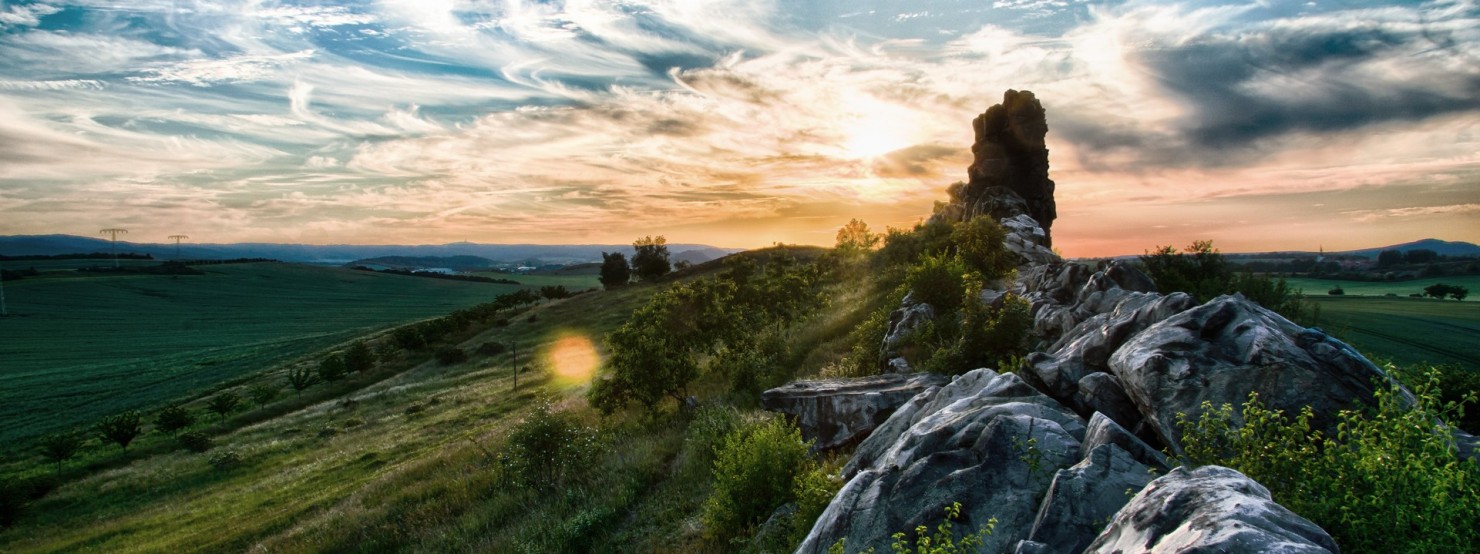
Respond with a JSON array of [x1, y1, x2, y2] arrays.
[[0, 276, 660, 552], [0, 263, 538, 444]]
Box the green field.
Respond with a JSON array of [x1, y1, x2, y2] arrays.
[[1285, 275, 1480, 298], [0, 263, 571, 444], [1305, 295, 1479, 370]]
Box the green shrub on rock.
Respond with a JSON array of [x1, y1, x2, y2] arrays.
[[703, 416, 815, 541]]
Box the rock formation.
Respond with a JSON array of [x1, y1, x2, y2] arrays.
[[772, 90, 1401, 554], [761, 373, 949, 452]]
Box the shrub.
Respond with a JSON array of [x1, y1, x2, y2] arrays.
[[318, 353, 348, 382], [1174, 367, 1479, 553], [435, 346, 467, 365], [540, 285, 571, 300], [96, 410, 143, 452], [792, 462, 845, 545], [600, 251, 631, 289], [683, 404, 742, 475], [207, 450, 242, 470], [951, 217, 1014, 280], [205, 392, 240, 422], [703, 416, 814, 541], [178, 430, 213, 453], [343, 340, 376, 373], [905, 253, 969, 313], [154, 405, 194, 436], [502, 401, 600, 490], [478, 341, 507, 356], [828, 502, 995, 554]]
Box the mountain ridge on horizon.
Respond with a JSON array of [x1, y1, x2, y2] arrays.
[[0, 234, 740, 265]]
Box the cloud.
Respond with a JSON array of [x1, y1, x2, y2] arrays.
[[0, 3, 61, 28], [130, 50, 316, 86], [1344, 203, 1480, 223]]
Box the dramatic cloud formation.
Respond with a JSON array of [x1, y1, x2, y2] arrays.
[[0, 0, 1475, 255]]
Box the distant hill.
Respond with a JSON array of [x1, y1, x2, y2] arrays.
[[350, 255, 498, 270], [0, 234, 742, 265], [672, 247, 729, 266], [1335, 238, 1480, 259]]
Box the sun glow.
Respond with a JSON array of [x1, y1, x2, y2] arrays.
[[545, 332, 600, 385], [840, 94, 919, 159]]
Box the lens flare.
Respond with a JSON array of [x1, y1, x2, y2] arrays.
[[546, 333, 600, 385]]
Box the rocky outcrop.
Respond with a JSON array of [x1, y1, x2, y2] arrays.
[[760, 373, 949, 451], [1084, 465, 1339, 553], [959, 89, 1057, 244], [1109, 294, 1394, 455], [1026, 444, 1156, 554], [800, 370, 1084, 554]]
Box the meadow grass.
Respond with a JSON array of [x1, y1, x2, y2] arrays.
[[0, 263, 532, 444], [1306, 295, 1479, 370], [1284, 274, 1480, 297]]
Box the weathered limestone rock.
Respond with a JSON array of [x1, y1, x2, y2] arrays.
[[800, 370, 1085, 554], [1084, 465, 1339, 553], [1082, 411, 1168, 471], [760, 373, 949, 452], [882, 301, 935, 365], [1026, 444, 1155, 554], [1109, 294, 1393, 455], [1074, 372, 1141, 434], [963, 89, 1056, 243]]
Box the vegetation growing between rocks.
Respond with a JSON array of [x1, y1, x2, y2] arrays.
[[1175, 365, 1480, 553]]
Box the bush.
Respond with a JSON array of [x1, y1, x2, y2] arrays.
[[951, 217, 1014, 280], [178, 430, 213, 453], [343, 340, 376, 373], [207, 450, 242, 470], [248, 383, 279, 408], [1174, 367, 1479, 553], [703, 416, 814, 541], [905, 253, 968, 313], [828, 502, 995, 554], [501, 401, 600, 490], [435, 346, 467, 365], [540, 285, 571, 300], [155, 405, 194, 436], [96, 410, 143, 452], [39, 432, 83, 474], [318, 353, 348, 382], [478, 341, 507, 356]]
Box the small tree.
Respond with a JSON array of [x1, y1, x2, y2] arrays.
[[1376, 249, 1404, 268], [155, 405, 194, 436], [631, 235, 672, 281], [39, 432, 83, 474], [343, 341, 375, 373], [286, 365, 318, 395], [835, 218, 880, 254], [318, 353, 348, 382], [248, 383, 278, 408], [1454, 286, 1469, 301], [96, 411, 142, 452], [599, 251, 630, 289], [540, 285, 571, 300], [206, 392, 240, 422]]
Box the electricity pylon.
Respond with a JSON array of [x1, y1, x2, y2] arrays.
[[168, 234, 189, 260], [99, 228, 128, 268]]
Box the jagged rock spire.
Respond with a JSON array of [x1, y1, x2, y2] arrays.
[[957, 89, 1057, 245]]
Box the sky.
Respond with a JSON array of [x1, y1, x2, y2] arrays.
[[0, 0, 1476, 257]]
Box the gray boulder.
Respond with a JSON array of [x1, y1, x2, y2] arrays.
[[1074, 372, 1142, 435], [1084, 465, 1338, 553], [801, 370, 1085, 554], [1026, 444, 1155, 554], [1109, 294, 1393, 455], [1082, 411, 1168, 471], [882, 301, 935, 362], [761, 373, 949, 452]]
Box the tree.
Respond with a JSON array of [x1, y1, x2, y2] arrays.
[[39, 432, 83, 474], [343, 341, 375, 373], [286, 365, 318, 395], [834, 218, 880, 254], [154, 405, 194, 436], [591, 278, 736, 413], [317, 353, 348, 382], [1376, 249, 1404, 268], [1404, 249, 1438, 264], [96, 411, 142, 452], [540, 285, 571, 300], [247, 383, 278, 408], [599, 251, 630, 290], [205, 392, 240, 422], [631, 235, 672, 281], [1454, 286, 1470, 301]]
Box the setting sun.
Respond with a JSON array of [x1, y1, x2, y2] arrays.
[[545, 332, 601, 385], [840, 94, 919, 159]]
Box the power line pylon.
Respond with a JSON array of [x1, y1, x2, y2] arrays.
[[99, 228, 129, 268], [168, 235, 190, 260]]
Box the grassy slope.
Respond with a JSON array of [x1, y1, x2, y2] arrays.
[[0, 263, 568, 444], [1283, 276, 1479, 369], [0, 280, 657, 552]]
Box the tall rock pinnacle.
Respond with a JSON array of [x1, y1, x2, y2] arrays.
[[962, 89, 1057, 245]]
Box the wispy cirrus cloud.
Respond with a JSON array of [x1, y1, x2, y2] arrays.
[[0, 0, 1475, 254]]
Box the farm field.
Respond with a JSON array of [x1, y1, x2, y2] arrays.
[[1284, 275, 1480, 297], [1306, 295, 1479, 370], [0, 263, 530, 444]]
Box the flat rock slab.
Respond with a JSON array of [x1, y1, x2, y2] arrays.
[[761, 372, 948, 451]]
